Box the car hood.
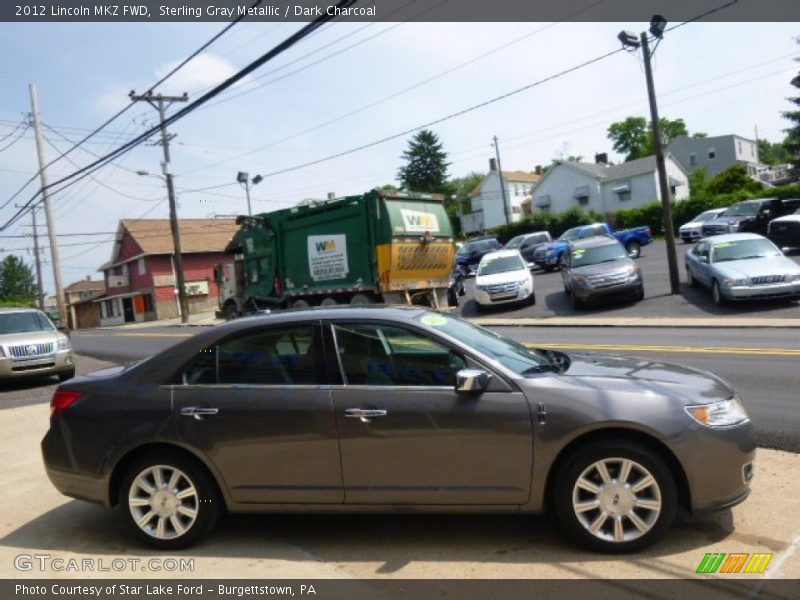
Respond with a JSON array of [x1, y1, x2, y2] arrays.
[[537, 240, 568, 253], [708, 215, 751, 226], [555, 352, 734, 405], [680, 221, 703, 230], [570, 260, 633, 277], [0, 330, 61, 345], [770, 214, 800, 224], [475, 270, 528, 286], [712, 256, 800, 278]]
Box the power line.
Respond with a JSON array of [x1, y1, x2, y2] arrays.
[[0, 123, 29, 152], [0, 0, 356, 233]]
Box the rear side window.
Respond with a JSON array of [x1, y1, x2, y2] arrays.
[[181, 325, 325, 385]]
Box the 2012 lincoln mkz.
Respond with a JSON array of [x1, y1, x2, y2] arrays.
[[41, 307, 754, 552]]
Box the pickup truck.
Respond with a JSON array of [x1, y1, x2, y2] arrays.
[[532, 222, 652, 271]]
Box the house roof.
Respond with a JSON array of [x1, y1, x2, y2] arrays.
[[545, 153, 687, 185], [102, 218, 238, 270], [470, 170, 541, 196], [64, 279, 105, 293], [71, 291, 106, 305]]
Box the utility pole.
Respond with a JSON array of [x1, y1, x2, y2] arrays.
[[20, 203, 45, 311], [640, 33, 680, 295], [493, 136, 510, 225], [130, 91, 190, 323], [29, 84, 68, 327]]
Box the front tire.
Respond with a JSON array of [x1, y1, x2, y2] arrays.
[[121, 453, 221, 550], [553, 440, 677, 553], [712, 280, 726, 306], [626, 241, 641, 259], [223, 302, 239, 321]]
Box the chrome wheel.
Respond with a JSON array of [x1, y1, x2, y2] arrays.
[[128, 465, 199, 540], [571, 457, 662, 543]]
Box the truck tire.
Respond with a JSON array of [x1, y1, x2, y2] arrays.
[[320, 297, 338, 306], [626, 241, 641, 259], [291, 299, 311, 309], [350, 293, 374, 305], [223, 302, 239, 321]]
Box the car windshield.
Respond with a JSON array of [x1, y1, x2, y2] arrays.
[[572, 243, 627, 267], [457, 240, 491, 256], [723, 203, 759, 217], [504, 236, 524, 249], [712, 239, 782, 263], [696, 211, 722, 222], [414, 312, 553, 375], [0, 311, 54, 334], [558, 227, 581, 241], [478, 254, 525, 276]]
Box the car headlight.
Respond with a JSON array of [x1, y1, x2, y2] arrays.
[[686, 396, 749, 428], [573, 275, 591, 287], [721, 277, 748, 286], [545, 249, 555, 256], [57, 336, 71, 351], [727, 222, 741, 232], [789, 273, 800, 282]]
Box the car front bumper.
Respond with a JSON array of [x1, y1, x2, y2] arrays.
[[572, 279, 643, 302], [0, 349, 73, 380], [721, 281, 800, 301], [475, 286, 534, 306], [673, 419, 756, 512], [679, 228, 702, 242]]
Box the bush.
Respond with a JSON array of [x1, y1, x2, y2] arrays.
[[488, 206, 603, 243]]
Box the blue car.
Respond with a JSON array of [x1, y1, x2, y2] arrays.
[[455, 236, 503, 276]]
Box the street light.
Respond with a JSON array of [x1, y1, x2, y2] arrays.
[[237, 171, 262, 216], [617, 16, 681, 296]]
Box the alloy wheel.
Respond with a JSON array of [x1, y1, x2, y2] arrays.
[[128, 465, 199, 540], [571, 457, 662, 543]]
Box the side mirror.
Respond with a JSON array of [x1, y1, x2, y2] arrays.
[[455, 368, 492, 393]]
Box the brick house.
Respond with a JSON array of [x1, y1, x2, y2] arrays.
[[63, 277, 105, 329], [95, 219, 238, 326]]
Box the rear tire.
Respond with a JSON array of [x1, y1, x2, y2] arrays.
[[553, 439, 677, 553], [223, 302, 239, 321], [121, 452, 221, 550], [291, 298, 311, 309], [350, 293, 374, 305], [320, 297, 338, 306], [626, 241, 641, 259]]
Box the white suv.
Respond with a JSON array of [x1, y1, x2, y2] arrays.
[[0, 308, 74, 382], [473, 250, 535, 309]]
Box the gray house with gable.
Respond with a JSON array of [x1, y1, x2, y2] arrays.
[[530, 154, 690, 216]]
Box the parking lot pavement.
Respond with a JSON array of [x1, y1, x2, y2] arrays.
[[2, 399, 798, 580], [455, 240, 800, 320]]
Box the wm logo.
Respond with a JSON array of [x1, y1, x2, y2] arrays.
[[315, 240, 336, 252], [696, 552, 772, 574]]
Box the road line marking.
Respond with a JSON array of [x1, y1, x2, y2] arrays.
[[523, 342, 800, 357]]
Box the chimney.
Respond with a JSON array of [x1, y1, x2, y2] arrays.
[[535, 165, 542, 176], [327, 192, 336, 201], [489, 158, 498, 172], [85, 275, 90, 281], [595, 153, 608, 165]]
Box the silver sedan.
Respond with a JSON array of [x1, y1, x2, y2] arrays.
[[685, 233, 800, 305]]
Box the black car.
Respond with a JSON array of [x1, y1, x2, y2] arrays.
[[701, 198, 783, 237], [561, 236, 644, 309], [767, 205, 800, 249], [503, 231, 552, 264], [455, 236, 503, 275]]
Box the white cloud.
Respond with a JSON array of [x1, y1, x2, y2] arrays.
[[153, 52, 239, 96]]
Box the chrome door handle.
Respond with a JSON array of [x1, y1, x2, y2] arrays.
[[180, 407, 219, 420], [345, 408, 387, 423]]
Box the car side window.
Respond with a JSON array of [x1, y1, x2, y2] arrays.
[[333, 323, 466, 387], [693, 242, 709, 258], [182, 325, 324, 385]]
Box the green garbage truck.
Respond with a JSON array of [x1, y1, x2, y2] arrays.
[[215, 189, 455, 318]]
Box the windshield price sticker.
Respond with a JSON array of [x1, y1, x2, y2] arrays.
[[420, 314, 449, 327]]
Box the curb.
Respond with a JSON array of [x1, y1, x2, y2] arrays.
[[468, 317, 800, 328]]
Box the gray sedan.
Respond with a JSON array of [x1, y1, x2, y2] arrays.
[[42, 307, 754, 553], [685, 233, 800, 305]]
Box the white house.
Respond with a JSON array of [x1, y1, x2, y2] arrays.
[[530, 154, 690, 216], [459, 159, 541, 234], [668, 134, 760, 178]]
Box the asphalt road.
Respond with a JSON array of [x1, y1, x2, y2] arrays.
[[66, 324, 800, 453], [455, 240, 800, 319]]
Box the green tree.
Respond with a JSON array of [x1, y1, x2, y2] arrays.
[[758, 138, 792, 166], [705, 164, 764, 196], [607, 116, 697, 161], [397, 130, 450, 193], [0, 255, 36, 304], [688, 166, 710, 198]]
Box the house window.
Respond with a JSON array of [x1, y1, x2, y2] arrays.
[[103, 300, 120, 318], [689, 153, 697, 167], [738, 140, 742, 154], [619, 191, 631, 202], [708, 147, 716, 160], [511, 206, 521, 214], [137, 257, 146, 275], [577, 197, 589, 206]]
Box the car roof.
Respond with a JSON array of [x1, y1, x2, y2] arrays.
[[480, 249, 524, 261], [568, 235, 621, 250], [734, 197, 778, 205], [0, 307, 42, 314], [703, 233, 766, 244]]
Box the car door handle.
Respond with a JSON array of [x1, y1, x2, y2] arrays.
[[180, 407, 219, 420], [345, 408, 387, 423]]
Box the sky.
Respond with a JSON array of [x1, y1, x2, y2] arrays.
[[0, 18, 797, 295]]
